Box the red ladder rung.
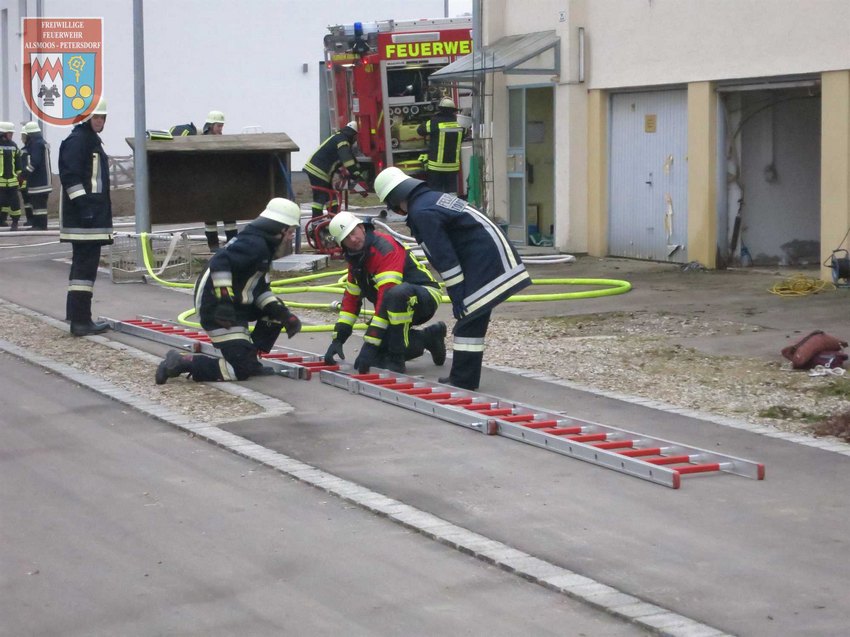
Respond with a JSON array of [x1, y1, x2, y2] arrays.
[[464, 403, 497, 411], [418, 392, 454, 400], [566, 433, 608, 443], [619, 447, 663, 457], [539, 426, 584, 436], [675, 463, 721, 475], [526, 420, 567, 430], [594, 440, 635, 450], [353, 373, 382, 381], [500, 414, 536, 423], [436, 397, 475, 405], [479, 408, 514, 417], [646, 455, 692, 465], [398, 387, 438, 396]]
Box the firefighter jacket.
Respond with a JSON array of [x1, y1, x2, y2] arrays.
[[304, 130, 360, 183], [336, 224, 441, 347], [405, 188, 531, 322], [417, 113, 463, 173], [194, 222, 288, 329], [0, 138, 21, 188], [58, 121, 113, 244], [22, 133, 52, 194]]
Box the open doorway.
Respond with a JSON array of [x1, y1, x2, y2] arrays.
[[506, 86, 554, 245], [720, 81, 821, 267]]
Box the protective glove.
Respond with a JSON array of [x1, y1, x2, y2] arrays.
[[332, 321, 353, 344], [353, 180, 369, 197], [451, 297, 466, 320], [213, 299, 236, 328], [354, 343, 379, 374], [324, 340, 346, 365], [17, 174, 25, 187], [283, 313, 302, 339]]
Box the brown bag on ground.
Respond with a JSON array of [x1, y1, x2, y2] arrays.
[[781, 330, 848, 369]]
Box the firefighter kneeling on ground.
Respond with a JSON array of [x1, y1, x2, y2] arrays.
[[155, 198, 303, 384], [323, 210, 447, 374]]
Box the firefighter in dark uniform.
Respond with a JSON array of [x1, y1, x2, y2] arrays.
[[155, 198, 303, 384], [58, 98, 112, 337], [0, 121, 22, 230], [416, 97, 464, 194], [323, 210, 447, 374], [199, 110, 238, 251], [20, 122, 52, 230], [375, 166, 532, 390], [304, 120, 366, 218]]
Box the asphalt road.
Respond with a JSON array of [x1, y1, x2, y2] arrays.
[[2, 227, 850, 636], [0, 354, 647, 637]]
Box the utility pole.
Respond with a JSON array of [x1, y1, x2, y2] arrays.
[[132, 0, 150, 233]]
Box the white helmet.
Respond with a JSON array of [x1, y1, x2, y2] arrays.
[[438, 97, 457, 110], [206, 110, 226, 124], [345, 120, 358, 133], [374, 167, 424, 207], [0, 122, 15, 133], [22, 122, 41, 134], [259, 198, 301, 228], [328, 210, 363, 245], [92, 97, 108, 115]]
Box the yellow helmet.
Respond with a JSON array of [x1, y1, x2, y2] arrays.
[[206, 110, 226, 124], [374, 167, 424, 208], [328, 210, 363, 245]]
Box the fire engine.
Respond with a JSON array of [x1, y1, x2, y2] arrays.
[[323, 17, 473, 189]]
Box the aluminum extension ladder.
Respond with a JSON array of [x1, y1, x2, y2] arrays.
[[101, 316, 339, 380], [320, 370, 766, 489]]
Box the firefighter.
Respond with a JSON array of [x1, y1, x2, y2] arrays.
[[58, 98, 112, 336], [20, 122, 52, 230], [374, 167, 531, 390], [198, 110, 239, 251], [324, 210, 447, 374], [155, 198, 303, 384], [0, 121, 22, 230], [304, 120, 366, 218], [416, 97, 464, 195]]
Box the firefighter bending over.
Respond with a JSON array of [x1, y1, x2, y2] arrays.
[[304, 121, 367, 218], [323, 210, 446, 374], [155, 198, 303, 384], [416, 97, 464, 195], [374, 167, 531, 390]]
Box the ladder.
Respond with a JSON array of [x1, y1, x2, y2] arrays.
[[320, 370, 766, 489], [101, 316, 339, 380]]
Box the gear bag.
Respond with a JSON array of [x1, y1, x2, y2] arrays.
[[169, 123, 197, 137], [781, 330, 848, 369]]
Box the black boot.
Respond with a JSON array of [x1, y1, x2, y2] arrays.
[[70, 320, 110, 337], [155, 349, 194, 384], [24, 209, 33, 226], [10, 217, 19, 231], [0, 212, 7, 227], [382, 353, 406, 374], [423, 321, 447, 366]]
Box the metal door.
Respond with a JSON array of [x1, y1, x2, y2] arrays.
[[609, 90, 688, 261]]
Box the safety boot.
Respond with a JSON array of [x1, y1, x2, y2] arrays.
[[0, 212, 7, 227], [155, 349, 193, 384], [382, 353, 406, 374], [424, 321, 447, 366], [70, 320, 109, 337], [10, 217, 18, 231]]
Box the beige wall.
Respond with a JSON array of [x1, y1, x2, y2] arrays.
[[586, 0, 850, 89], [821, 71, 850, 281], [686, 82, 717, 268]]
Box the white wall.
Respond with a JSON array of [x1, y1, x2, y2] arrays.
[[1, 0, 468, 169], [586, 0, 850, 89]]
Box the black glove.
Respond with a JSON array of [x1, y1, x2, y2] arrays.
[[354, 343, 379, 374], [450, 292, 466, 320], [324, 340, 346, 365], [213, 299, 236, 328], [332, 321, 353, 344], [283, 313, 302, 339]]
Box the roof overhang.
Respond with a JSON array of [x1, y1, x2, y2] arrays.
[[430, 30, 560, 83]]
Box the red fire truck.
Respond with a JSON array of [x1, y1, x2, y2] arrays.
[[323, 17, 473, 187]]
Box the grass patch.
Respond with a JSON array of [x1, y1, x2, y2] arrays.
[[758, 405, 824, 424], [810, 379, 850, 400]]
